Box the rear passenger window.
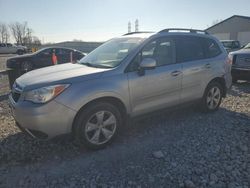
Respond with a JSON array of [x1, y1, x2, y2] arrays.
[[202, 38, 221, 58], [176, 36, 205, 63]]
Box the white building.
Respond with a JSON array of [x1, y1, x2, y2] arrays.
[[206, 15, 250, 46]]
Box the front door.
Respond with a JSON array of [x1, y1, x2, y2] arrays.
[[35, 48, 53, 68], [127, 37, 182, 116]]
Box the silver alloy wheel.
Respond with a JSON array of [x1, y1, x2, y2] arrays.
[[206, 86, 221, 110], [84, 110, 117, 145]]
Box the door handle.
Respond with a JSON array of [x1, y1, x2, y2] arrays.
[[171, 70, 182, 77], [204, 63, 211, 69]]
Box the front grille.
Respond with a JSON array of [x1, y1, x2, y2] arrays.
[[234, 54, 250, 68], [12, 91, 21, 102]]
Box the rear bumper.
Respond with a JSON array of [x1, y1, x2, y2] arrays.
[[231, 68, 250, 81], [9, 94, 77, 139]]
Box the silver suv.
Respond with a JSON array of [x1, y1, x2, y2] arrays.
[[9, 29, 232, 149]]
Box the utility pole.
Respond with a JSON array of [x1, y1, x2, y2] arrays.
[[135, 19, 139, 32], [128, 21, 131, 33]]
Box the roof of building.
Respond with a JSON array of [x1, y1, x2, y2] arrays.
[[206, 15, 250, 31]]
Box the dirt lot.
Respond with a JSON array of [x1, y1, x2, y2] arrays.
[[0, 80, 249, 187]]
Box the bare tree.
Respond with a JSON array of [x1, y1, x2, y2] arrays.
[[0, 23, 10, 43], [32, 36, 41, 46], [23, 27, 33, 45], [9, 21, 28, 45]]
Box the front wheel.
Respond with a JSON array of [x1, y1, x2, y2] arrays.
[[21, 61, 33, 73], [74, 102, 122, 149], [200, 82, 223, 112]]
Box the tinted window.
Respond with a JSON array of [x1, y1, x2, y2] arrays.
[[232, 41, 240, 48], [0, 43, 6, 47], [40, 48, 52, 56], [202, 38, 221, 58], [176, 36, 205, 63]]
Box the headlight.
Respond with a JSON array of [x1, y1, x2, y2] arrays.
[[24, 84, 70, 104]]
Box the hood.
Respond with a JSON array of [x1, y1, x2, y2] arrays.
[[6, 54, 34, 68], [16, 63, 108, 91], [230, 48, 250, 55]]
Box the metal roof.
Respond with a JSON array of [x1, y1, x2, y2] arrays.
[[206, 15, 250, 31]]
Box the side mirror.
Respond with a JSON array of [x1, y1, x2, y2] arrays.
[[140, 58, 156, 69], [138, 58, 156, 76]]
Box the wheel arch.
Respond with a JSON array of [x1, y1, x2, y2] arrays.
[[72, 96, 128, 133], [206, 77, 227, 97]]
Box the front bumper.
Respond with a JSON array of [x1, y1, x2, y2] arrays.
[[9, 94, 77, 139]]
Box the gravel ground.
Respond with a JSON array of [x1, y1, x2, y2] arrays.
[[0, 82, 249, 188], [0, 54, 15, 70]]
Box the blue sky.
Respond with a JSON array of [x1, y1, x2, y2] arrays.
[[0, 0, 250, 43]]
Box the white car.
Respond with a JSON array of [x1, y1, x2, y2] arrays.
[[0, 43, 27, 55]]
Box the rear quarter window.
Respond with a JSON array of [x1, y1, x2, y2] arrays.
[[202, 38, 222, 58]]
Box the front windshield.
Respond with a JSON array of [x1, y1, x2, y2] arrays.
[[79, 37, 145, 68], [243, 43, 250, 49]]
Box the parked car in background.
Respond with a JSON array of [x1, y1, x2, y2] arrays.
[[230, 43, 250, 83], [9, 29, 232, 149], [220, 40, 241, 53], [6, 47, 86, 72], [0, 43, 27, 55], [6, 47, 86, 88]]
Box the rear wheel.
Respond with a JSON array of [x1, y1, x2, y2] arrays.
[[74, 102, 122, 149], [200, 82, 223, 112]]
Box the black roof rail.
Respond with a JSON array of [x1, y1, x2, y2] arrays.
[[123, 31, 154, 36], [159, 28, 208, 34]]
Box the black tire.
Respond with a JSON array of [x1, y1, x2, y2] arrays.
[[21, 61, 33, 72], [74, 102, 122, 149], [200, 82, 223, 112], [17, 50, 24, 55]]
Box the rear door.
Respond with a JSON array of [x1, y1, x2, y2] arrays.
[[175, 36, 210, 103], [127, 37, 182, 116]]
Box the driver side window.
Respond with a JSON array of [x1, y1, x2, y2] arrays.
[[128, 40, 157, 72], [127, 37, 175, 72]]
